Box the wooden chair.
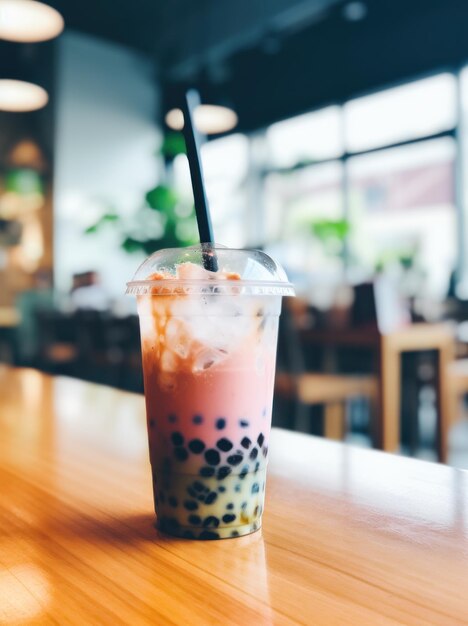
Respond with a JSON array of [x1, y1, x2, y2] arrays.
[[275, 301, 378, 441]]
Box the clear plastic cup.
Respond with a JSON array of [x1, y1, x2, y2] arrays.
[[126, 245, 294, 539]]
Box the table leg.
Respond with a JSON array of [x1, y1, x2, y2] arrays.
[[324, 402, 345, 440], [436, 342, 453, 464], [379, 335, 401, 453]]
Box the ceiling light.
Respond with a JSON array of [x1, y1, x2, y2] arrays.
[[165, 105, 238, 135], [0, 0, 64, 42], [0, 80, 48, 112], [342, 2, 367, 22]]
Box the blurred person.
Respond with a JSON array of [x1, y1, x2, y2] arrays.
[[70, 271, 108, 310]]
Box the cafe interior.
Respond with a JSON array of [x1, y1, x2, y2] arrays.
[[2, 0, 468, 623], [2, 0, 468, 467]]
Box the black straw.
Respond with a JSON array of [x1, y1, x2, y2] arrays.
[[181, 89, 218, 272]]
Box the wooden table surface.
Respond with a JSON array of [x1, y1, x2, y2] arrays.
[[1, 366, 467, 626]]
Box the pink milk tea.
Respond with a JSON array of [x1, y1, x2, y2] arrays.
[[127, 245, 294, 539]]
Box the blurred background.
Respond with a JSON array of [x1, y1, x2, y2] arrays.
[[2, 0, 468, 466]]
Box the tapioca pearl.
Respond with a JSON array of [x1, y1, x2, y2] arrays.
[[183, 530, 195, 539], [216, 437, 233, 452], [203, 486, 210, 493], [204, 449, 220, 466], [235, 484, 241, 493], [200, 466, 215, 477], [168, 496, 178, 507], [217, 466, 231, 480], [216, 418, 226, 430], [199, 530, 219, 540], [188, 514, 201, 525], [197, 495, 206, 502], [162, 458, 171, 473], [203, 516, 220, 528], [257, 433, 265, 447], [193, 415, 203, 425], [227, 454, 243, 467], [149, 419, 155, 429], [171, 432, 184, 446], [262, 446, 268, 458], [239, 419, 249, 428], [165, 517, 180, 531], [241, 437, 251, 449], [226, 503, 234, 510], [218, 485, 226, 493], [168, 413, 177, 423], [252, 483, 260, 494], [249, 448, 258, 461], [188, 439, 205, 454], [239, 469, 248, 480], [241, 502, 247, 510], [187, 487, 197, 498], [255, 461, 260, 473], [205, 492, 218, 505], [231, 530, 240, 537], [174, 447, 188, 461], [222, 514, 236, 524], [193, 481, 204, 492], [184, 500, 198, 511], [254, 505, 259, 516]]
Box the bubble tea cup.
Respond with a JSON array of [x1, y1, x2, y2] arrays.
[[126, 245, 294, 539]]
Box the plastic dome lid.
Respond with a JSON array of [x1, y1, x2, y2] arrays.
[[126, 244, 295, 296]]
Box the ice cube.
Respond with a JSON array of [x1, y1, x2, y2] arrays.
[[161, 349, 177, 372], [192, 349, 226, 373], [173, 342, 189, 358]]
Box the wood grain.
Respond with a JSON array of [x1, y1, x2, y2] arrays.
[[1, 366, 467, 625]]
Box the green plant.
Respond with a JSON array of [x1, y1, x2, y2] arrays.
[[84, 133, 198, 253], [309, 218, 350, 258]]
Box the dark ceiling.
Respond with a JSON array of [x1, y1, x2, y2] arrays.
[[3, 0, 468, 133]]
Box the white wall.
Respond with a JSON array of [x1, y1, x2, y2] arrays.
[[54, 31, 160, 299]]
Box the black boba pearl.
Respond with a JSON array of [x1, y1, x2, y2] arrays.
[[239, 469, 248, 480], [217, 466, 231, 480], [241, 502, 247, 510], [162, 458, 171, 473], [226, 503, 234, 510], [204, 449, 220, 466], [168, 413, 177, 423], [263, 446, 268, 458], [218, 485, 226, 492], [167, 517, 180, 530], [193, 415, 203, 424], [188, 439, 205, 454], [184, 500, 198, 511], [171, 432, 184, 446], [197, 495, 205, 502], [222, 514, 236, 524], [235, 484, 241, 492], [205, 492, 218, 505], [252, 483, 260, 494], [216, 437, 233, 452], [193, 481, 204, 492], [199, 530, 219, 540], [203, 516, 220, 528], [255, 462, 260, 473], [149, 419, 155, 429], [249, 448, 258, 461], [183, 530, 195, 539], [188, 514, 201, 525], [241, 437, 251, 449], [239, 420, 249, 428], [254, 505, 259, 516], [257, 433, 265, 447], [200, 466, 215, 477], [174, 447, 188, 461], [168, 496, 178, 507], [227, 454, 243, 466], [216, 418, 226, 430], [231, 530, 240, 537], [203, 486, 210, 493], [187, 487, 196, 498]]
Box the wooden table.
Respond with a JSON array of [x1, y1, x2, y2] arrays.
[[1, 367, 467, 625], [302, 324, 455, 462]]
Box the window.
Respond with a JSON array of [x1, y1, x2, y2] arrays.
[[347, 138, 456, 298], [266, 106, 343, 167], [345, 74, 457, 152]]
